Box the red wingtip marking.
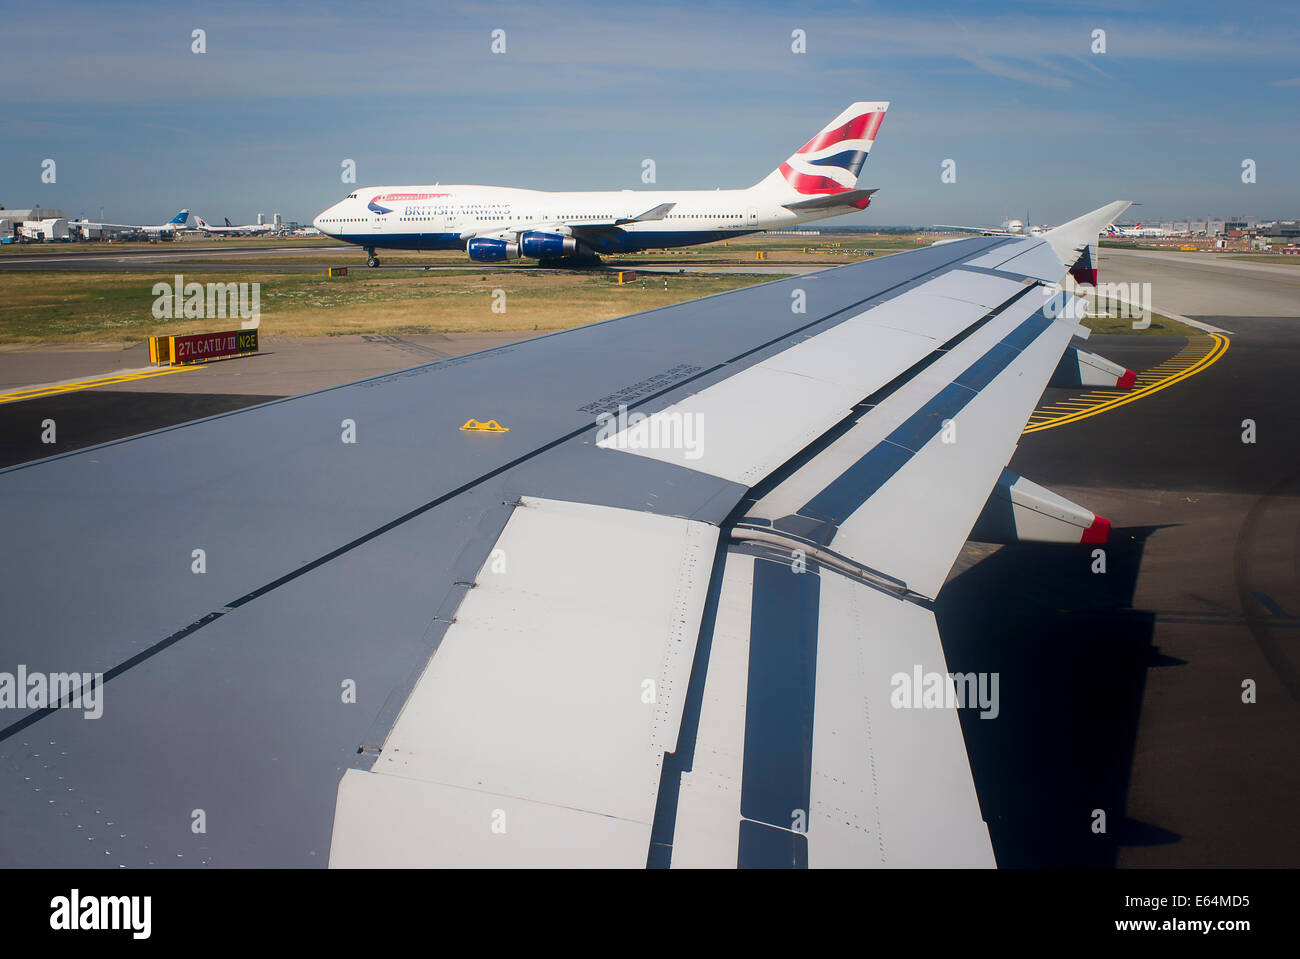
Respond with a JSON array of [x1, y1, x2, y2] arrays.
[[1081, 516, 1111, 544], [1117, 369, 1136, 390], [1070, 265, 1099, 286]]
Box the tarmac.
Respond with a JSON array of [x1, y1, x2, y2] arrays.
[[1102, 247, 1300, 317], [946, 314, 1300, 867]]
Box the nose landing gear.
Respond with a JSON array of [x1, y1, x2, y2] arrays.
[[365, 248, 380, 268]]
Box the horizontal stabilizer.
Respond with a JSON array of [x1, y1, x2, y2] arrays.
[[781, 188, 876, 212], [1050, 344, 1136, 390], [969, 469, 1109, 545]]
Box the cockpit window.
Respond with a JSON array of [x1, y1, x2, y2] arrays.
[[346, 193, 357, 199]]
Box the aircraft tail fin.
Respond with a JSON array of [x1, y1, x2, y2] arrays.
[[752, 101, 889, 206], [224, 217, 233, 227], [167, 209, 189, 226]]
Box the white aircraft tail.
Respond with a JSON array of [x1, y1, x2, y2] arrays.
[[751, 101, 889, 209]]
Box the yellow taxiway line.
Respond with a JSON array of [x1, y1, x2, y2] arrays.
[[1024, 333, 1229, 434], [0, 365, 196, 405]]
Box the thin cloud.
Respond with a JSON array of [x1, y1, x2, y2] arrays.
[[960, 53, 1072, 89]]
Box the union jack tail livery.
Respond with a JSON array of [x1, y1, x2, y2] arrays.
[[754, 101, 889, 209]]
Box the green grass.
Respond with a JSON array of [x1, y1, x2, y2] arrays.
[[0, 269, 782, 343], [1081, 311, 1200, 336], [1224, 254, 1300, 265]]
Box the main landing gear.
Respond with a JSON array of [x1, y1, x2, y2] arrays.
[[365, 248, 381, 268]]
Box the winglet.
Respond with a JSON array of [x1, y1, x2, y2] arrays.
[[1044, 200, 1132, 286]]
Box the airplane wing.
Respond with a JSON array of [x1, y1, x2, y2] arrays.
[[0, 202, 1127, 869], [615, 201, 676, 224], [71, 221, 160, 232]]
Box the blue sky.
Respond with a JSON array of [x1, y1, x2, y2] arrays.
[[3, 0, 1297, 226]]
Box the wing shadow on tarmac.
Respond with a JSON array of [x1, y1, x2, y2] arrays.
[[935, 525, 1182, 867]]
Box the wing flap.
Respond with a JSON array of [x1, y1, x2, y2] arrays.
[[664, 549, 995, 868], [747, 286, 1081, 598], [809, 570, 994, 866], [331, 771, 650, 867], [596, 269, 1031, 485], [330, 497, 718, 866]]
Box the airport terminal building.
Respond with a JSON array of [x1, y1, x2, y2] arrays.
[[0, 205, 69, 242]]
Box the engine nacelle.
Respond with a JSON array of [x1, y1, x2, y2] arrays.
[[519, 231, 577, 258], [466, 237, 520, 262]]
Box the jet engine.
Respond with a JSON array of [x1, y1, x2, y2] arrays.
[[519, 232, 578, 258], [466, 237, 520, 262]]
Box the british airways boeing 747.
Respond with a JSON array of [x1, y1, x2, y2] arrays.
[[313, 102, 888, 267]]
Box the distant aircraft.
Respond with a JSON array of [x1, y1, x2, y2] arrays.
[[934, 213, 1047, 238], [69, 209, 189, 238], [194, 216, 274, 237], [313, 101, 890, 267], [1105, 222, 1143, 238]]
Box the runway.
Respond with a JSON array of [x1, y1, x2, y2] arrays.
[[0, 244, 324, 271], [0, 241, 823, 275], [1101, 247, 1300, 317]]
